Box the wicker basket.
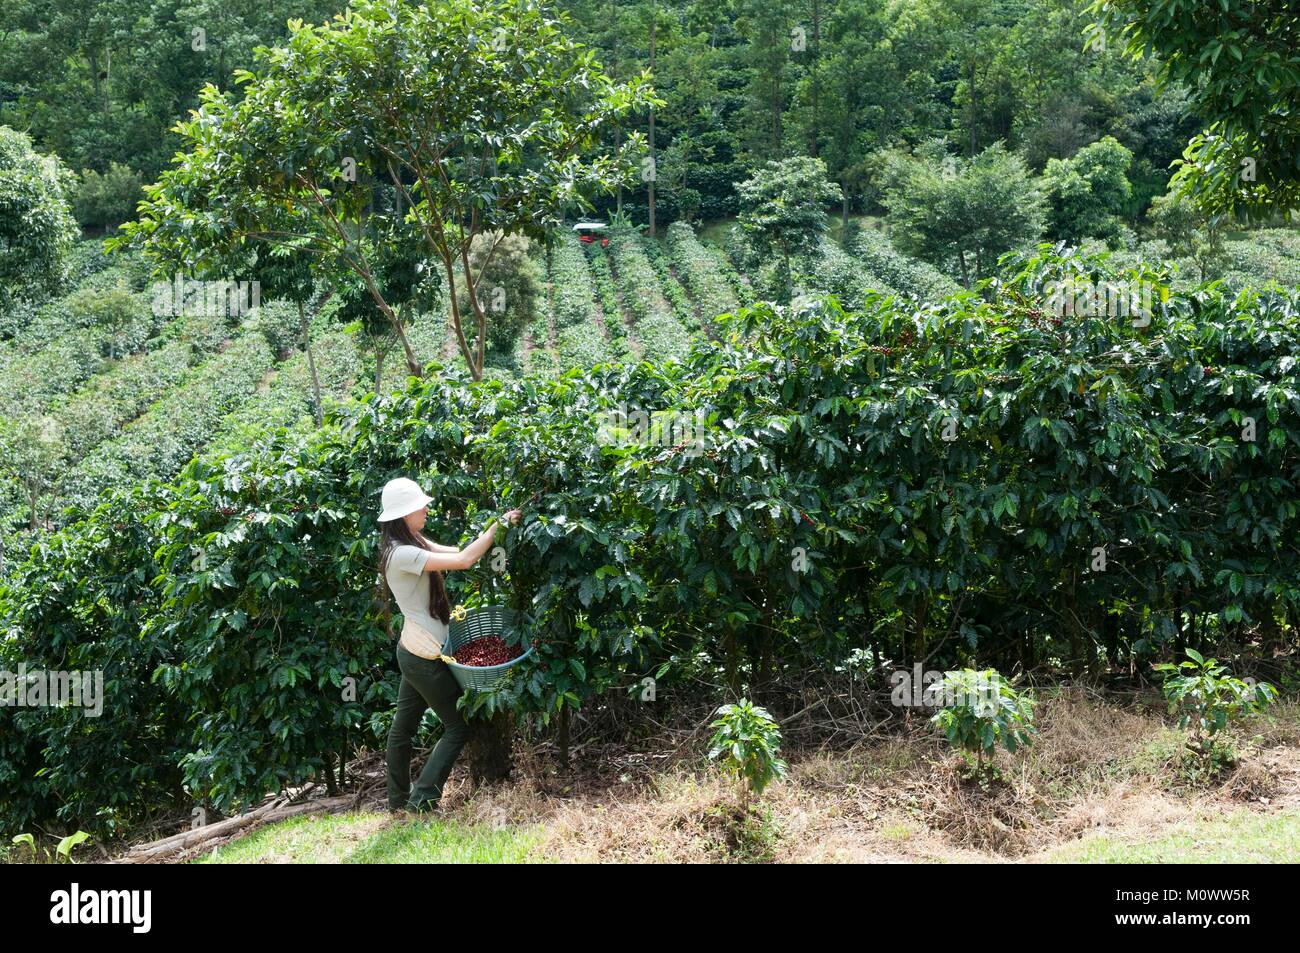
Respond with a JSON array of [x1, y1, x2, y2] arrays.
[[441, 605, 533, 693]]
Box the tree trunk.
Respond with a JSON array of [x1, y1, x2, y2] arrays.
[[752, 628, 773, 708], [466, 708, 515, 785], [1104, 603, 1119, 671], [723, 623, 740, 697], [647, 11, 657, 238], [298, 301, 324, 427], [322, 755, 338, 796], [1065, 571, 1083, 675], [616, 125, 624, 214], [442, 254, 482, 381], [912, 597, 929, 663], [557, 705, 570, 768], [809, 0, 821, 158], [88, 49, 102, 110], [118, 795, 356, 863], [968, 59, 978, 157], [773, 70, 783, 154], [1173, 599, 1186, 657], [612, 0, 622, 214], [857, 570, 876, 664], [374, 338, 389, 393]]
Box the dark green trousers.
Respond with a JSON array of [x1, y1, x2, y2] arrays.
[[386, 644, 471, 810]]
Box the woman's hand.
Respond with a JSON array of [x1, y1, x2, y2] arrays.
[[413, 508, 523, 573]]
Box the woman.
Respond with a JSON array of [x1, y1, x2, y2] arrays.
[[376, 476, 522, 815]]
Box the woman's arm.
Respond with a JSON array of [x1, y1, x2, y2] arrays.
[[416, 510, 521, 573], [421, 541, 460, 554]]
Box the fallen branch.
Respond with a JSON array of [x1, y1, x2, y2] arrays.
[[115, 794, 356, 864]]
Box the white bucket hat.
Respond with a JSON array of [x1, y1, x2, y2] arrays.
[[378, 477, 434, 522]]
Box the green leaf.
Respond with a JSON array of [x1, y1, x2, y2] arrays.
[[56, 831, 90, 859]]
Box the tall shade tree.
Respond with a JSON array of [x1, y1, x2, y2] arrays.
[[735, 155, 842, 303], [254, 240, 335, 427], [114, 0, 657, 380], [0, 126, 78, 305], [1090, 0, 1300, 220], [923, 0, 1013, 158], [1146, 186, 1228, 283], [735, 0, 798, 160], [0, 413, 64, 531], [1043, 135, 1134, 246], [880, 141, 1045, 287], [0, 0, 340, 179]]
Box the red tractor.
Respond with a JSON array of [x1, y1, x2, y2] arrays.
[[573, 221, 610, 247]]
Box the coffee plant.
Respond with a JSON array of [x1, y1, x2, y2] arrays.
[[929, 669, 1036, 773], [1155, 649, 1279, 758], [707, 699, 788, 801]]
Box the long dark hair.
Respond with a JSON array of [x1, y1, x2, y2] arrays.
[[375, 516, 452, 635]]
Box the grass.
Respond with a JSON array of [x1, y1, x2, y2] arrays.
[[696, 216, 737, 246], [183, 770, 1300, 865], [345, 816, 547, 864], [1040, 808, 1300, 863], [195, 812, 547, 864]]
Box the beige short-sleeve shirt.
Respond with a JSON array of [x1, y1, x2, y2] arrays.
[[385, 544, 450, 659]]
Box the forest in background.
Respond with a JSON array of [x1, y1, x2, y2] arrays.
[[0, 0, 1204, 230]]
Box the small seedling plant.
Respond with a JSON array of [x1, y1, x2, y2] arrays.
[[930, 669, 1035, 778], [708, 699, 788, 807], [9, 831, 90, 864], [1155, 649, 1278, 760]]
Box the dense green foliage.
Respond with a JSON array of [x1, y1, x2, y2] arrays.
[[1044, 136, 1134, 246], [735, 157, 842, 302], [0, 126, 78, 304], [3, 0, 1246, 231], [1, 0, 1298, 847], [71, 162, 143, 231], [456, 233, 544, 355], [0, 0, 339, 182], [4, 244, 1299, 835], [849, 228, 959, 302], [1092, 0, 1300, 219]]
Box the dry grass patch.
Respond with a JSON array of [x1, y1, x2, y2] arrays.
[[530, 770, 764, 863], [183, 686, 1300, 864]]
